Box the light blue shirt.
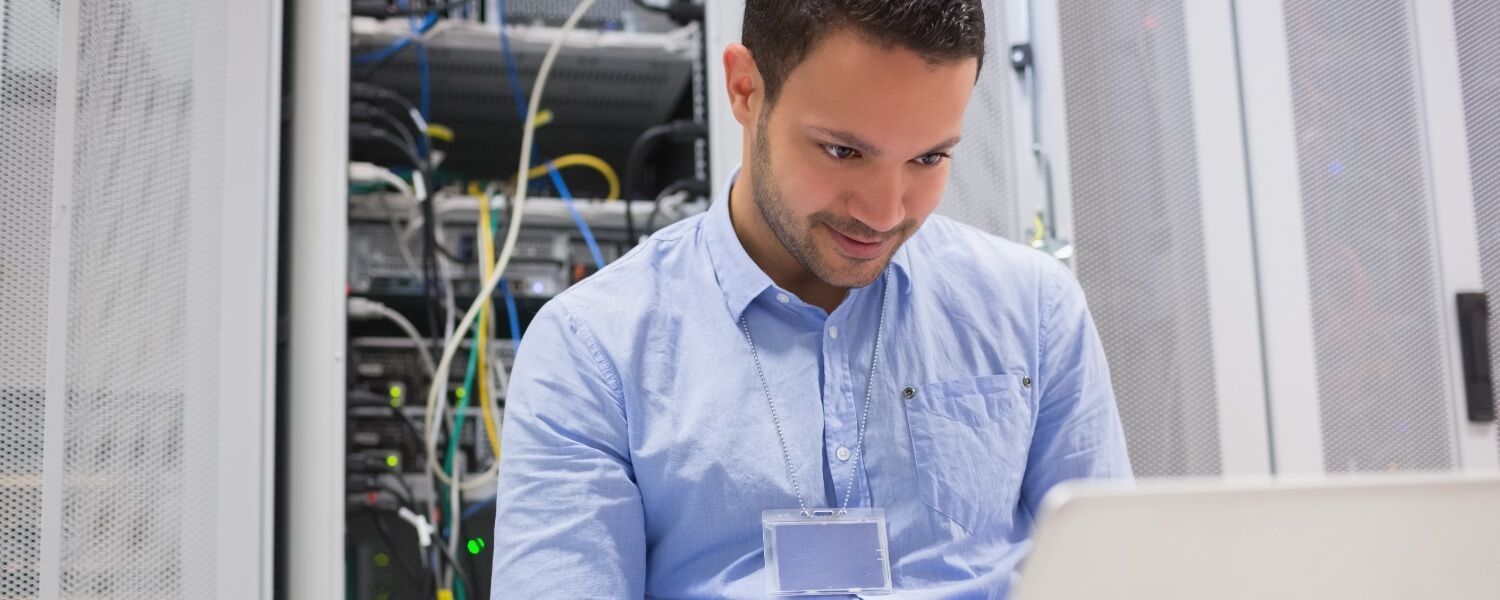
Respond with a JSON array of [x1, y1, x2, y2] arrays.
[[492, 168, 1132, 599]]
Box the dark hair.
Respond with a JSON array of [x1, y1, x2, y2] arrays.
[[742, 0, 986, 105]]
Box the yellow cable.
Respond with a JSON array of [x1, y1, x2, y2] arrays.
[[522, 153, 621, 201], [427, 123, 455, 143], [473, 185, 504, 460]]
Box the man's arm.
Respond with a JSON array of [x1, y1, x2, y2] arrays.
[[1020, 263, 1134, 516], [491, 301, 645, 598]]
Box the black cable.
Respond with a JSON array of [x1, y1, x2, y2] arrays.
[[623, 121, 707, 243], [352, 83, 421, 119], [431, 529, 476, 595], [354, 0, 477, 18], [351, 83, 429, 158], [630, 0, 703, 23], [353, 500, 474, 597], [352, 102, 420, 158], [359, 505, 439, 596], [354, 123, 424, 173]]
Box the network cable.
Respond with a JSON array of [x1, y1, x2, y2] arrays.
[[546, 164, 607, 270], [353, 11, 439, 66], [423, 0, 598, 492]]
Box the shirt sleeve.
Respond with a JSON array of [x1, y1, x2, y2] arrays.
[[1020, 262, 1134, 517], [490, 300, 646, 599]]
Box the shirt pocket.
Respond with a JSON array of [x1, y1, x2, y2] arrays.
[[902, 373, 1033, 534]]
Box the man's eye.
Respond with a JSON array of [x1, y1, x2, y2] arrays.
[[822, 144, 859, 160], [915, 153, 950, 167]]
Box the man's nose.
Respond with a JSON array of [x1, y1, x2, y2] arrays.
[[847, 166, 907, 233]]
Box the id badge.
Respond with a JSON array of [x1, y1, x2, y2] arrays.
[[762, 508, 894, 596]]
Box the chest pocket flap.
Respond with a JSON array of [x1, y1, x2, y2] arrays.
[[902, 373, 1033, 534]]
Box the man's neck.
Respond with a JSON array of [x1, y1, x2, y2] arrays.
[[728, 174, 848, 313]]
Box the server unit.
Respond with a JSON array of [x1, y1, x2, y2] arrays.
[[289, 1, 714, 597]]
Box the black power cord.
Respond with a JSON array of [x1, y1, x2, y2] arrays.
[[352, 82, 429, 157], [630, 0, 703, 24], [368, 506, 439, 597], [352, 101, 420, 157], [623, 120, 707, 243]]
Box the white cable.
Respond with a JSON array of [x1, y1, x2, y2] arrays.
[[381, 194, 423, 276], [424, 0, 597, 492], [350, 162, 415, 198], [396, 506, 435, 549], [348, 297, 436, 376]]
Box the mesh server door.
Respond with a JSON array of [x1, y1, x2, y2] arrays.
[[1038, 0, 1270, 477], [0, 1, 60, 596], [1454, 0, 1500, 464], [936, 0, 1023, 240], [3, 0, 282, 597], [1238, 0, 1499, 474]]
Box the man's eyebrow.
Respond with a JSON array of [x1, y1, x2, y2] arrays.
[[808, 126, 882, 158], [921, 136, 963, 156]]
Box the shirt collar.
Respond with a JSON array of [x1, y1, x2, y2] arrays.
[[702, 165, 914, 320]]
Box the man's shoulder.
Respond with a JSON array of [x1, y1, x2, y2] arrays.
[[536, 211, 709, 332], [905, 213, 1067, 298]]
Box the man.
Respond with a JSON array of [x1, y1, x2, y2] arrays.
[[491, 0, 1131, 597]]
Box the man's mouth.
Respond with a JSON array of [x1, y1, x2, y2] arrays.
[[825, 225, 886, 260]]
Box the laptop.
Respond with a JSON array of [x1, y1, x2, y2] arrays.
[[1010, 474, 1500, 600]]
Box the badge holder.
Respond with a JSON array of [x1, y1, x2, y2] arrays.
[[763, 508, 894, 596]]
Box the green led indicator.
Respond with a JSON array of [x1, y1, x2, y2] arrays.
[[455, 388, 467, 399], [373, 553, 390, 568], [389, 385, 404, 407], [385, 454, 399, 468], [466, 538, 486, 555]]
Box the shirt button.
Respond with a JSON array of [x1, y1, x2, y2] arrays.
[[835, 446, 851, 462], [902, 387, 916, 400], [776, 293, 789, 304], [828, 326, 839, 339]]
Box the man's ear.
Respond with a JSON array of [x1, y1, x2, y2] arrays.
[[723, 43, 762, 128]]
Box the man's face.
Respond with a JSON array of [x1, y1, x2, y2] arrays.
[[748, 29, 978, 288]]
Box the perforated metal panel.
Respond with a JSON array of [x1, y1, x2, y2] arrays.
[[1284, 0, 1454, 472], [1453, 0, 1500, 460], [0, 1, 58, 596], [1058, 0, 1222, 477], [937, 0, 1016, 239], [504, 0, 673, 31], [354, 26, 693, 186], [58, 0, 226, 596]]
